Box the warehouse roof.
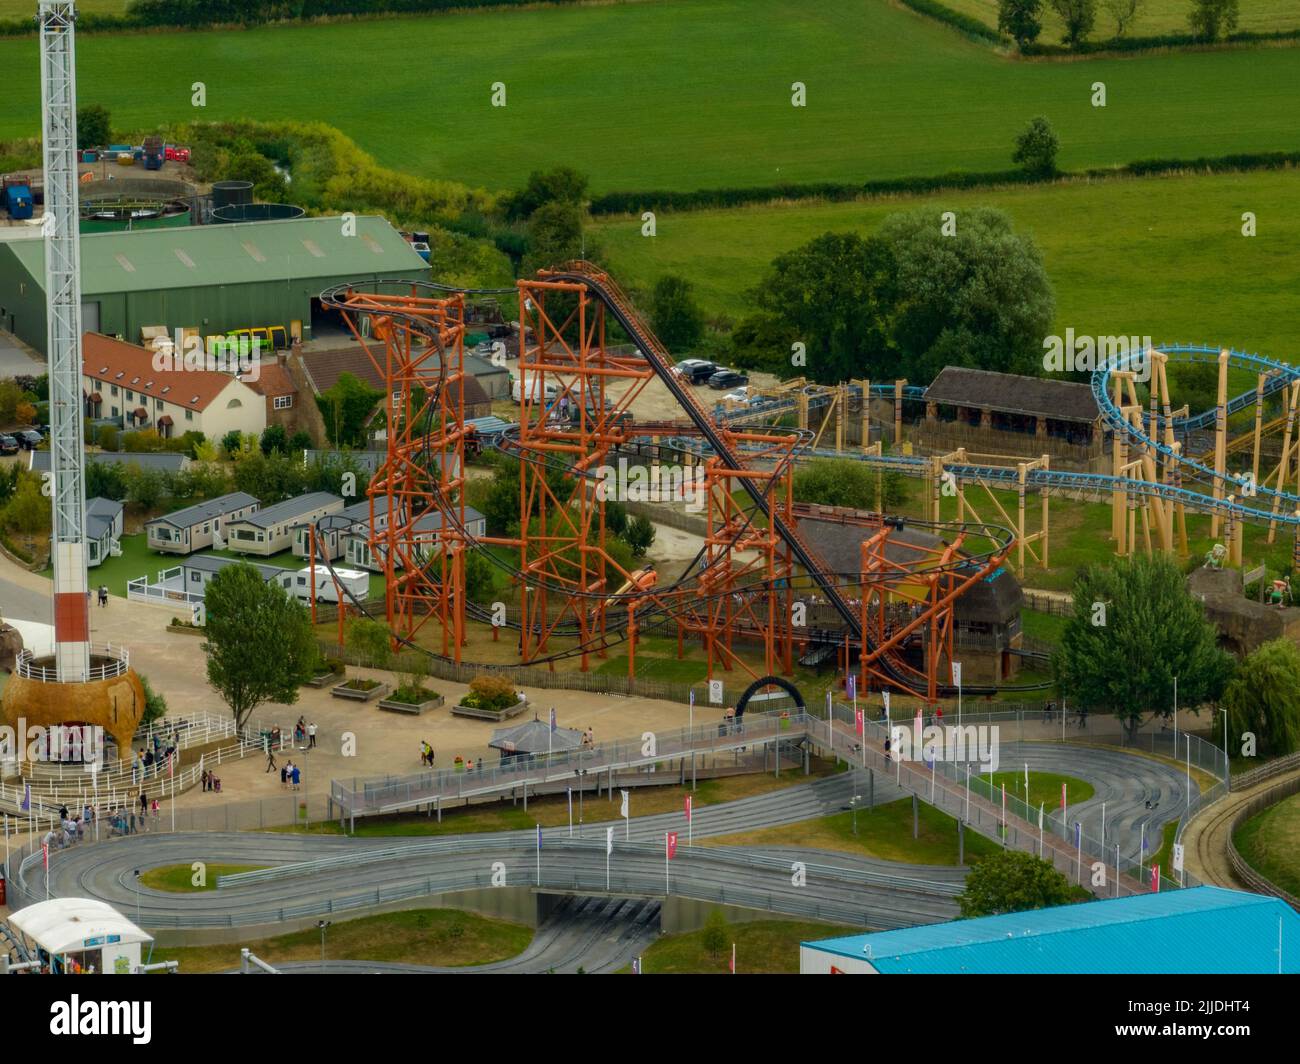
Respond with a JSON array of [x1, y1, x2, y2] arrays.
[[3, 215, 428, 295], [925, 367, 1100, 424], [803, 887, 1300, 974], [147, 492, 258, 530], [227, 491, 341, 529]]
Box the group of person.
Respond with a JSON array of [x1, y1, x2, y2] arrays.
[[420, 741, 435, 766], [280, 760, 302, 790], [293, 717, 317, 749], [131, 733, 179, 784], [199, 769, 222, 792]]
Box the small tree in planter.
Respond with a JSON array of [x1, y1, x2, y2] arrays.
[[346, 617, 392, 669], [459, 675, 518, 713], [392, 658, 434, 705]]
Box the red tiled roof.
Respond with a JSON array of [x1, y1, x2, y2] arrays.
[[242, 362, 296, 399], [82, 333, 238, 413], [299, 345, 385, 394]]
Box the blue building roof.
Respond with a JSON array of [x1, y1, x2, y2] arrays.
[[804, 888, 1300, 974]]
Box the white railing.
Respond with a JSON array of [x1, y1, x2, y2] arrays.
[[15, 643, 130, 682], [127, 567, 201, 608]]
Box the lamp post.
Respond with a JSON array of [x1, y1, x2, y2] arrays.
[[133, 869, 141, 927], [1217, 707, 1230, 790], [318, 919, 331, 964]]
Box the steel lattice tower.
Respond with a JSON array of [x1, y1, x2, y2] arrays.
[[39, 2, 90, 681]]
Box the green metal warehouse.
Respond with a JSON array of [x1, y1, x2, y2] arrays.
[[0, 214, 429, 355]]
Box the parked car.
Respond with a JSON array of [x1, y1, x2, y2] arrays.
[[671, 359, 717, 384], [722, 387, 753, 404], [0, 435, 18, 456], [707, 369, 749, 390], [16, 429, 42, 450]]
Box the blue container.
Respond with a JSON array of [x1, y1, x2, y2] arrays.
[[4, 185, 33, 220], [82, 149, 98, 163]]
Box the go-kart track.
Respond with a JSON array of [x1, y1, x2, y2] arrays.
[[11, 741, 1193, 971]]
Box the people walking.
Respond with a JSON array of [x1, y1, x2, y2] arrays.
[[98, 584, 108, 608], [290, 763, 301, 790], [307, 722, 317, 749], [265, 743, 278, 773]]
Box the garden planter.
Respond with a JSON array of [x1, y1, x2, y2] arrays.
[[378, 692, 445, 715], [450, 697, 527, 722], [330, 679, 391, 703]]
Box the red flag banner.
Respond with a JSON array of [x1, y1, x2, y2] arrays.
[[1151, 864, 1160, 892], [855, 708, 864, 736], [685, 795, 692, 822], [1060, 782, 1067, 809], [666, 832, 678, 860]]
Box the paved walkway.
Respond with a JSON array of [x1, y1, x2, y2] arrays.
[[0, 552, 699, 811]]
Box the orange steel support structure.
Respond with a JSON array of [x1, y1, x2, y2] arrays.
[[513, 276, 656, 670], [329, 285, 469, 659]]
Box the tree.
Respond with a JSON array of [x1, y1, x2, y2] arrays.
[[260, 423, 289, 456], [15, 402, 36, 426], [1224, 639, 1300, 758], [287, 430, 314, 452], [1048, 0, 1097, 45], [1189, 0, 1238, 39], [880, 207, 1056, 382], [124, 464, 168, 511], [1012, 115, 1060, 178], [650, 275, 705, 354], [503, 166, 589, 222], [623, 515, 656, 558], [203, 562, 316, 731], [345, 616, 392, 668], [1053, 554, 1234, 739], [522, 200, 585, 275], [465, 549, 495, 604], [315, 372, 384, 448], [223, 150, 287, 203], [139, 674, 168, 729], [221, 429, 244, 457], [1101, 0, 1144, 36], [794, 458, 909, 511], [0, 379, 23, 425], [730, 232, 899, 384], [959, 851, 1078, 917], [233, 451, 307, 505], [86, 460, 128, 502], [77, 104, 111, 149], [96, 424, 120, 452], [3, 477, 49, 536], [700, 908, 729, 960], [998, 0, 1044, 45]]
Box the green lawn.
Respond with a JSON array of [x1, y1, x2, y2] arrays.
[[705, 797, 1004, 865], [594, 168, 1300, 360], [0, 0, 125, 14], [982, 770, 1095, 811], [942, 0, 1300, 40], [1233, 790, 1300, 897], [626, 917, 852, 974], [139, 862, 266, 892], [0, 1, 1298, 193], [156, 908, 533, 973]]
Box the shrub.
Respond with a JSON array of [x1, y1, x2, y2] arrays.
[[460, 675, 518, 712]]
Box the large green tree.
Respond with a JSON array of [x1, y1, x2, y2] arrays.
[[880, 206, 1055, 382], [1048, 0, 1098, 44], [1012, 115, 1060, 178], [522, 200, 586, 275], [730, 231, 898, 384], [1224, 639, 1300, 758], [649, 275, 705, 354], [1189, 0, 1238, 38], [76, 105, 111, 149], [315, 372, 384, 448], [793, 458, 909, 511], [998, 0, 1044, 45], [1053, 554, 1234, 738], [203, 563, 317, 731], [959, 851, 1078, 917], [503, 166, 590, 222]]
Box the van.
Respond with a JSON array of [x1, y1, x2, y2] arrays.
[[511, 373, 560, 405]]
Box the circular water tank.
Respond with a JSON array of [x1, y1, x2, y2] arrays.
[[210, 203, 306, 224], [211, 180, 253, 209]]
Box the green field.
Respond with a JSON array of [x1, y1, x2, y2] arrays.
[[0, 1, 1298, 193], [1234, 790, 1300, 897], [626, 917, 851, 974], [0, 0, 125, 14], [942, 0, 1300, 40], [593, 168, 1300, 359]]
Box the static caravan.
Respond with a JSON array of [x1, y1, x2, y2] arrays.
[[292, 496, 391, 562], [176, 554, 296, 599], [288, 565, 370, 604], [342, 505, 487, 571], [224, 492, 344, 557], [145, 492, 259, 555]]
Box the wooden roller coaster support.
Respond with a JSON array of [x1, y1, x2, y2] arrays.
[[1210, 348, 1230, 539], [1267, 380, 1300, 544], [796, 391, 809, 432], [1252, 373, 1268, 487], [1016, 456, 1051, 572], [835, 383, 846, 452], [851, 378, 871, 452], [1111, 371, 1128, 548], [1153, 352, 1190, 556], [1223, 495, 1244, 567], [1131, 404, 1173, 555]]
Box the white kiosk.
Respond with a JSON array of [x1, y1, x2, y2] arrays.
[[7, 898, 153, 974]]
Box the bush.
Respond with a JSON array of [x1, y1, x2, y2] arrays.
[[460, 675, 518, 712], [1013, 116, 1059, 178], [391, 681, 436, 704]]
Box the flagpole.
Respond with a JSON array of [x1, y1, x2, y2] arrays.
[[965, 761, 970, 822], [665, 833, 669, 895], [536, 824, 541, 886], [567, 788, 573, 838]]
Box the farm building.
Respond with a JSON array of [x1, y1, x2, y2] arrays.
[[800, 887, 1300, 974], [29, 450, 188, 476], [0, 215, 429, 356], [82, 333, 266, 440], [144, 491, 260, 555], [223, 491, 344, 557], [342, 505, 487, 571], [915, 367, 1106, 471]]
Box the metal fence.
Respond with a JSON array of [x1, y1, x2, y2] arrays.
[[1226, 776, 1300, 911]]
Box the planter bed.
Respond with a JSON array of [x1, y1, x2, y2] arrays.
[[166, 623, 205, 637], [330, 679, 392, 703], [378, 692, 445, 716], [305, 670, 345, 689], [451, 697, 527, 722]]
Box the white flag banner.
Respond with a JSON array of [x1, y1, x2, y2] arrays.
[[620, 789, 629, 819], [606, 826, 614, 855]]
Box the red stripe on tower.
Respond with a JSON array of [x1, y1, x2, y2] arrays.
[[54, 591, 89, 643]]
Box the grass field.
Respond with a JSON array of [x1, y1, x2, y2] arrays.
[[139, 862, 266, 892], [626, 917, 851, 974], [0, 0, 125, 14], [1233, 790, 1300, 896], [157, 908, 533, 972], [593, 168, 1300, 359], [0, 1, 1298, 193], [704, 796, 1004, 865], [942, 0, 1300, 40]]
